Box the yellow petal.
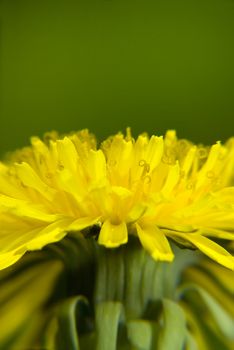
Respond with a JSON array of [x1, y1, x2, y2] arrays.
[[111, 186, 132, 199], [145, 136, 164, 170], [68, 216, 101, 231], [196, 142, 221, 189], [15, 162, 55, 201], [56, 137, 79, 173], [170, 232, 234, 270], [86, 149, 107, 187], [0, 250, 25, 270], [199, 227, 234, 240], [0, 219, 74, 270], [0, 194, 59, 222], [136, 224, 174, 262], [98, 220, 128, 248], [26, 219, 73, 250], [127, 203, 147, 223], [181, 146, 197, 176], [161, 162, 180, 197]]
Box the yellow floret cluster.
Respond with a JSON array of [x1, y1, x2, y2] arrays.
[[0, 129, 233, 270]]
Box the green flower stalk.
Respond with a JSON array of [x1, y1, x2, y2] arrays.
[[0, 129, 233, 349]]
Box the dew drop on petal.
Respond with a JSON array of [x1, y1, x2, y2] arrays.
[[20, 181, 27, 188], [144, 175, 151, 184], [186, 182, 194, 190], [162, 156, 169, 164], [145, 163, 150, 173], [180, 170, 186, 179], [139, 159, 146, 167], [206, 171, 215, 179], [109, 159, 117, 167], [46, 172, 53, 179], [58, 163, 64, 171], [198, 148, 208, 159]]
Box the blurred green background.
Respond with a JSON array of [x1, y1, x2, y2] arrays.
[[0, 0, 234, 156]]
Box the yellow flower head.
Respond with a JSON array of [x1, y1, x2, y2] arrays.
[[0, 129, 234, 270]]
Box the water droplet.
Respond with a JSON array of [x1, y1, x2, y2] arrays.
[[46, 172, 53, 179], [180, 170, 186, 179], [20, 181, 27, 188], [178, 140, 189, 150], [109, 159, 117, 167], [139, 159, 150, 177], [162, 155, 174, 165], [206, 171, 215, 179], [58, 163, 64, 171], [214, 177, 221, 187], [139, 159, 146, 167], [186, 182, 193, 190], [162, 156, 169, 164], [167, 157, 175, 165], [145, 163, 150, 173], [198, 148, 207, 159], [144, 175, 151, 184]]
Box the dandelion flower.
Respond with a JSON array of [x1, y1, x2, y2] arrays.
[[0, 129, 234, 270]]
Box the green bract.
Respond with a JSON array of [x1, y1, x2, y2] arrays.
[[0, 233, 233, 350]]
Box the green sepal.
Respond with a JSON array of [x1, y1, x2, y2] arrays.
[[157, 299, 187, 350], [43, 295, 90, 350], [95, 301, 124, 350], [127, 319, 155, 350]]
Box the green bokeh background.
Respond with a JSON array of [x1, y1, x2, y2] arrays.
[[0, 0, 234, 156]]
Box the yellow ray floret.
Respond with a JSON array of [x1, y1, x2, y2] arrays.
[[0, 129, 234, 270]]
